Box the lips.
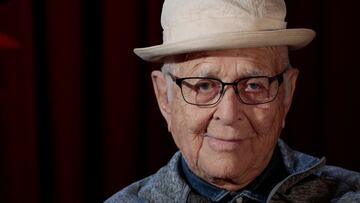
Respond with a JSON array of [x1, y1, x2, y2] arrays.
[[204, 134, 244, 152]]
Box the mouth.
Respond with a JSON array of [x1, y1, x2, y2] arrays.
[[203, 134, 244, 152]]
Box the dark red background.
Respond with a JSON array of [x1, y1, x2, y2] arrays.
[[1, 0, 359, 202]]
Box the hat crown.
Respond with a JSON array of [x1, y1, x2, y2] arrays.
[[133, 0, 315, 62], [161, 0, 287, 43]]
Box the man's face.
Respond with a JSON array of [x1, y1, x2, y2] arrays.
[[152, 47, 298, 191]]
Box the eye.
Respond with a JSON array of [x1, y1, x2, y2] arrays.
[[194, 79, 218, 93], [247, 83, 261, 90], [242, 78, 269, 92]]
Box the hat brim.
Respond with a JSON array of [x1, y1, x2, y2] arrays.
[[134, 28, 315, 62], [0, 32, 19, 49]]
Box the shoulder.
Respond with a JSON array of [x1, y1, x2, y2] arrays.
[[270, 163, 360, 202], [275, 140, 360, 202], [104, 152, 190, 203], [104, 176, 153, 203], [318, 165, 360, 202], [319, 165, 360, 186]]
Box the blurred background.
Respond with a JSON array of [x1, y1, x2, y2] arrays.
[[0, 0, 359, 202]]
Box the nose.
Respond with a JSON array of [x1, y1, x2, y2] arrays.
[[212, 87, 242, 125]]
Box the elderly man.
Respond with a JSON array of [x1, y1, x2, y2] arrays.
[[106, 0, 360, 202]]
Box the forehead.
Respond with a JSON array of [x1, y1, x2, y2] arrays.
[[176, 47, 283, 76]]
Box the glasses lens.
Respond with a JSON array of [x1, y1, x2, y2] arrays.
[[181, 78, 222, 105], [237, 77, 279, 104]]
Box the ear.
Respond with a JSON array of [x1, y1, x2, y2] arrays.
[[151, 70, 172, 131], [282, 67, 299, 127]]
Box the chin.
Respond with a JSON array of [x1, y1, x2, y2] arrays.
[[200, 158, 244, 179]]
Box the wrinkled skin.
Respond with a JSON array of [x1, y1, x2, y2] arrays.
[[151, 47, 298, 191]]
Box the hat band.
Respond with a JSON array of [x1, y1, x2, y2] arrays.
[[162, 17, 287, 44]]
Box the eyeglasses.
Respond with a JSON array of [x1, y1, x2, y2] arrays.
[[168, 68, 288, 106]]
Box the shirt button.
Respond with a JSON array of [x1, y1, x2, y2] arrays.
[[236, 197, 243, 203]]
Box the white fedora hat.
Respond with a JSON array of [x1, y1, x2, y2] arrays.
[[134, 0, 316, 62]]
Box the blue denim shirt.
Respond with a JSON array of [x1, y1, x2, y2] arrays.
[[180, 146, 288, 202]]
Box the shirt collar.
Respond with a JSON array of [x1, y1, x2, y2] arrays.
[[180, 146, 288, 202]]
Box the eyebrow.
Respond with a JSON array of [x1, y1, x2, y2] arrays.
[[196, 67, 267, 79], [187, 62, 219, 77], [198, 69, 214, 77]]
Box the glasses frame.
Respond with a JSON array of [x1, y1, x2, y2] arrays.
[[168, 68, 288, 106]]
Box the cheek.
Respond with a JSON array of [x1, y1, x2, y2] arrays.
[[249, 102, 285, 137], [170, 101, 213, 167], [171, 100, 212, 135]]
